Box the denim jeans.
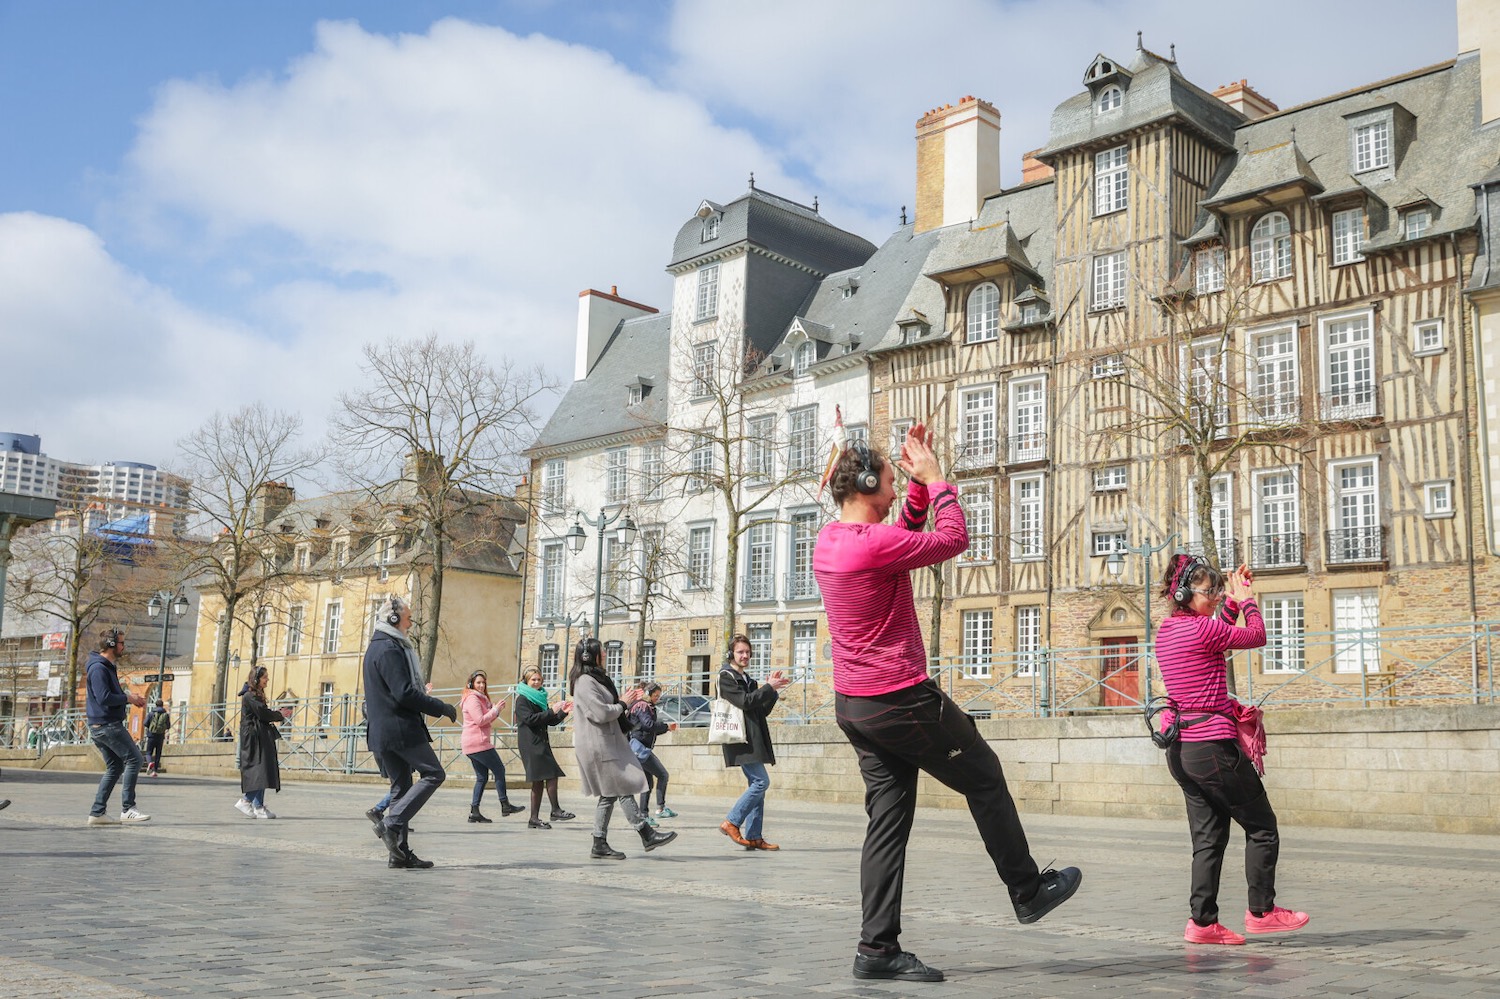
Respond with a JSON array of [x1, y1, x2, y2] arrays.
[[725, 761, 769, 840], [466, 748, 511, 807], [637, 750, 669, 813], [246, 788, 266, 809], [90, 721, 143, 816]]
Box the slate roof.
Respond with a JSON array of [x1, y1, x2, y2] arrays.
[[668, 187, 876, 274], [1201, 139, 1323, 207], [529, 313, 671, 452]]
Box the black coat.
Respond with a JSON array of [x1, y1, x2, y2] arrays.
[[239, 693, 284, 794], [717, 666, 779, 767], [514, 696, 567, 782], [628, 700, 669, 750], [362, 629, 453, 755]]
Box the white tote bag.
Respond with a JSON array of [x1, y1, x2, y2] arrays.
[[707, 698, 746, 744]]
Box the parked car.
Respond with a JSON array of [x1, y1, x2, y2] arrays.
[[655, 694, 711, 728]]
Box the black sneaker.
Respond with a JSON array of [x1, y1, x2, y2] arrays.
[[1014, 866, 1083, 924], [852, 951, 944, 982]]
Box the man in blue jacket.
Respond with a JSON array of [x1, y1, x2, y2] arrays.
[[86, 629, 150, 825], [363, 596, 456, 869]]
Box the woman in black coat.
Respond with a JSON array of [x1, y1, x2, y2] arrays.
[[514, 665, 576, 829], [237, 666, 291, 820], [718, 634, 791, 851]]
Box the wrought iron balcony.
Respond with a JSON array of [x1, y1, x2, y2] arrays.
[[784, 572, 819, 601], [741, 574, 777, 602], [1319, 387, 1377, 421], [1326, 526, 1385, 564], [1007, 431, 1048, 464], [1248, 395, 1303, 426], [1249, 532, 1304, 568], [954, 439, 998, 471], [1180, 538, 1240, 567]]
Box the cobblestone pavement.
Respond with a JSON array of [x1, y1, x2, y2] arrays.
[[1, 767, 1498, 998]]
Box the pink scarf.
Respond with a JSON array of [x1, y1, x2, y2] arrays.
[[1229, 699, 1267, 775]]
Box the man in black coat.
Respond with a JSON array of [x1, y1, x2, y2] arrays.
[[363, 596, 456, 869]]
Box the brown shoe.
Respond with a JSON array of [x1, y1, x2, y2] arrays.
[[747, 837, 780, 851], [720, 820, 751, 846]]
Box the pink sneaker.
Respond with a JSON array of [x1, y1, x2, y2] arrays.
[[1244, 906, 1310, 934], [1184, 920, 1246, 945]]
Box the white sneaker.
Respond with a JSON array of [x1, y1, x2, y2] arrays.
[[119, 808, 151, 823], [87, 814, 119, 826], [253, 806, 275, 819], [234, 797, 254, 817]]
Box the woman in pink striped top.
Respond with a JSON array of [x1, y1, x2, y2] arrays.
[[1155, 554, 1309, 945]]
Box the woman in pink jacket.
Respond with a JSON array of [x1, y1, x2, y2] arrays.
[[461, 670, 524, 824]]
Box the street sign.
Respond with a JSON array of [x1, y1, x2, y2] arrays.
[[143, 673, 174, 683]]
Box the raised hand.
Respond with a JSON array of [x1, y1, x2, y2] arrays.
[[898, 423, 941, 485]]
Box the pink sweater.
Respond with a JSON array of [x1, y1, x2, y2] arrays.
[[1154, 597, 1265, 742], [460, 690, 504, 755], [814, 480, 967, 696]]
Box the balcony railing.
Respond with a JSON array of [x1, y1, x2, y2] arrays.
[[784, 572, 819, 601], [1249, 395, 1303, 426], [1007, 431, 1048, 464], [1320, 387, 1377, 421], [1327, 526, 1385, 564], [741, 574, 776, 602], [1249, 532, 1304, 568], [954, 439, 997, 471], [1181, 538, 1240, 567]]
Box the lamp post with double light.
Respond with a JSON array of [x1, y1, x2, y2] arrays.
[[564, 508, 638, 636], [144, 589, 189, 716], [544, 611, 590, 683], [1106, 533, 1177, 705]]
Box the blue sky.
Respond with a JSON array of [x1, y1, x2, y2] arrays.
[[0, 1, 1460, 469]]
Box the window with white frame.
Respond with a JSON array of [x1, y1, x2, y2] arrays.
[[1184, 337, 1228, 436], [793, 340, 817, 376], [1320, 311, 1376, 419], [695, 263, 719, 322], [1333, 588, 1380, 673], [1095, 145, 1128, 215], [1251, 212, 1292, 282], [367, 597, 383, 634], [1187, 474, 1233, 557], [788, 511, 818, 596], [1097, 85, 1122, 113], [1249, 325, 1299, 424], [846, 424, 868, 444], [690, 440, 714, 491], [1261, 594, 1305, 673], [319, 681, 335, 726], [640, 443, 665, 500], [1092, 354, 1125, 378], [1092, 251, 1126, 308], [626, 383, 643, 406], [1332, 208, 1365, 265], [331, 539, 347, 569], [966, 283, 1000, 343], [1195, 246, 1225, 295], [638, 525, 665, 596], [746, 623, 772, 675], [602, 535, 629, 605], [323, 600, 342, 655], [542, 458, 566, 515], [604, 448, 629, 504], [605, 642, 624, 686], [539, 541, 564, 618], [1094, 465, 1128, 491], [743, 520, 775, 601], [255, 607, 271, 657], [703, 216, 719, 241], [959, 385, 997, 465], [378, 537, 394, 565], [888, 419, 913, 460], [1413, 319, 1444, 355], [1091, 530, 1126, 556], [1404, 208, 1430, 240], [1329, 458, 1381, 562], [962, 609, 993, 678], [1020, 301, 1042, 324], [1011, 474, 1044, 560], [691, 341, 716, 398], [687, 525, 713, 590], [639, 640, 656, 682], [296, 545, 310, 571], [1424, 480, 1454, 518], [791, 620, 817, 680], [958, 481, 993, 563], [746, 414, 776, 481], [1253, 469, 1302, 567], [1008, 376, 1047, 462], [285, 604, 304, 656], [1015, 605, 1042, 676], [788, 405, 819, 476], [1353, 119, 1391, 172]]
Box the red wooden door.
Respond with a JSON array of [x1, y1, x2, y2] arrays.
[[1100, 637, 1140, 707]]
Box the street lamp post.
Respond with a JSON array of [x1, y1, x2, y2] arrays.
[[144, 589, 189, 714], [544, 612, 590, 681], [1106, 533, 1178, 706], [564, 508, 638, 636]]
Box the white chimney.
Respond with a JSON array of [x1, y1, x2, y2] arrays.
[[914, 96, 1002, 235], [575, 286, 657, 381]]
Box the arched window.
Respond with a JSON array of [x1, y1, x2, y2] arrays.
[[966, 283, 1000, 343], [1097, 86, 1122, 113], [1250, 212, 1292, 282], [793, 340, 816, 376]]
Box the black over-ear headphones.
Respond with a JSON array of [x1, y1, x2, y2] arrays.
[[466, 670, 485, 689], [1171, 556, 1206, 605], [849, 439, 879, 495], [103, 629, 121, 650], [386, 597, 404, 627], [1146, 695, 1183, 749]]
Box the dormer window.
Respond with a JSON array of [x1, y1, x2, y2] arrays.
[[1097, 85, 1122, 114], [1020, 303, 1042, 324], [703, 216, 720, 241], [627, 384, 643, 406], [793, 340, 816, 376], [1404, 208, 1430, 240], [1353, 119, 1390, 172]]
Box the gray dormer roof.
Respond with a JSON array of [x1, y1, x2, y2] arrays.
[[1202, 139, 1323, 208], [668, 187, 876, 274], [529, 313, 671, 452]]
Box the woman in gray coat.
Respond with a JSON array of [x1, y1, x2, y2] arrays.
[[568, 638, 678, 859]]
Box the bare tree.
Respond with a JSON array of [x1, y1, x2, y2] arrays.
[[331, 335, 554, 680], [174, 404, 323, 732]]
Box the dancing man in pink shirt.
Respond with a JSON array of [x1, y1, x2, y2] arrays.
[[814, 424, 1082, 983]]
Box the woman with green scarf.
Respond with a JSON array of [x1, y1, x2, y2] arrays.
[[514, 665, 576, 829]]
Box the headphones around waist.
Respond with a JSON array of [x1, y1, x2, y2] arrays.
[[1145, 695, 1225, 748]]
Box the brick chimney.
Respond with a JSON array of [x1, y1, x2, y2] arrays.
[[252, 481, 295, 526], [1211, 79, 1279, 120], [1020, 148, 1054, 184], [575, 287, 658, 381], [1460, 0, 1500, 125], [914, 96, 1002, 235]]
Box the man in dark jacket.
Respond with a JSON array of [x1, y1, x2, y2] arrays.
[[85, 629, 150, 825], [363, 596, 456, 869], [144, 699, 170, 775]]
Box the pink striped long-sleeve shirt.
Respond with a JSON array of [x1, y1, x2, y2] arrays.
[[815, 480, 967, 696], [1154, 597, 1265, 742]]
